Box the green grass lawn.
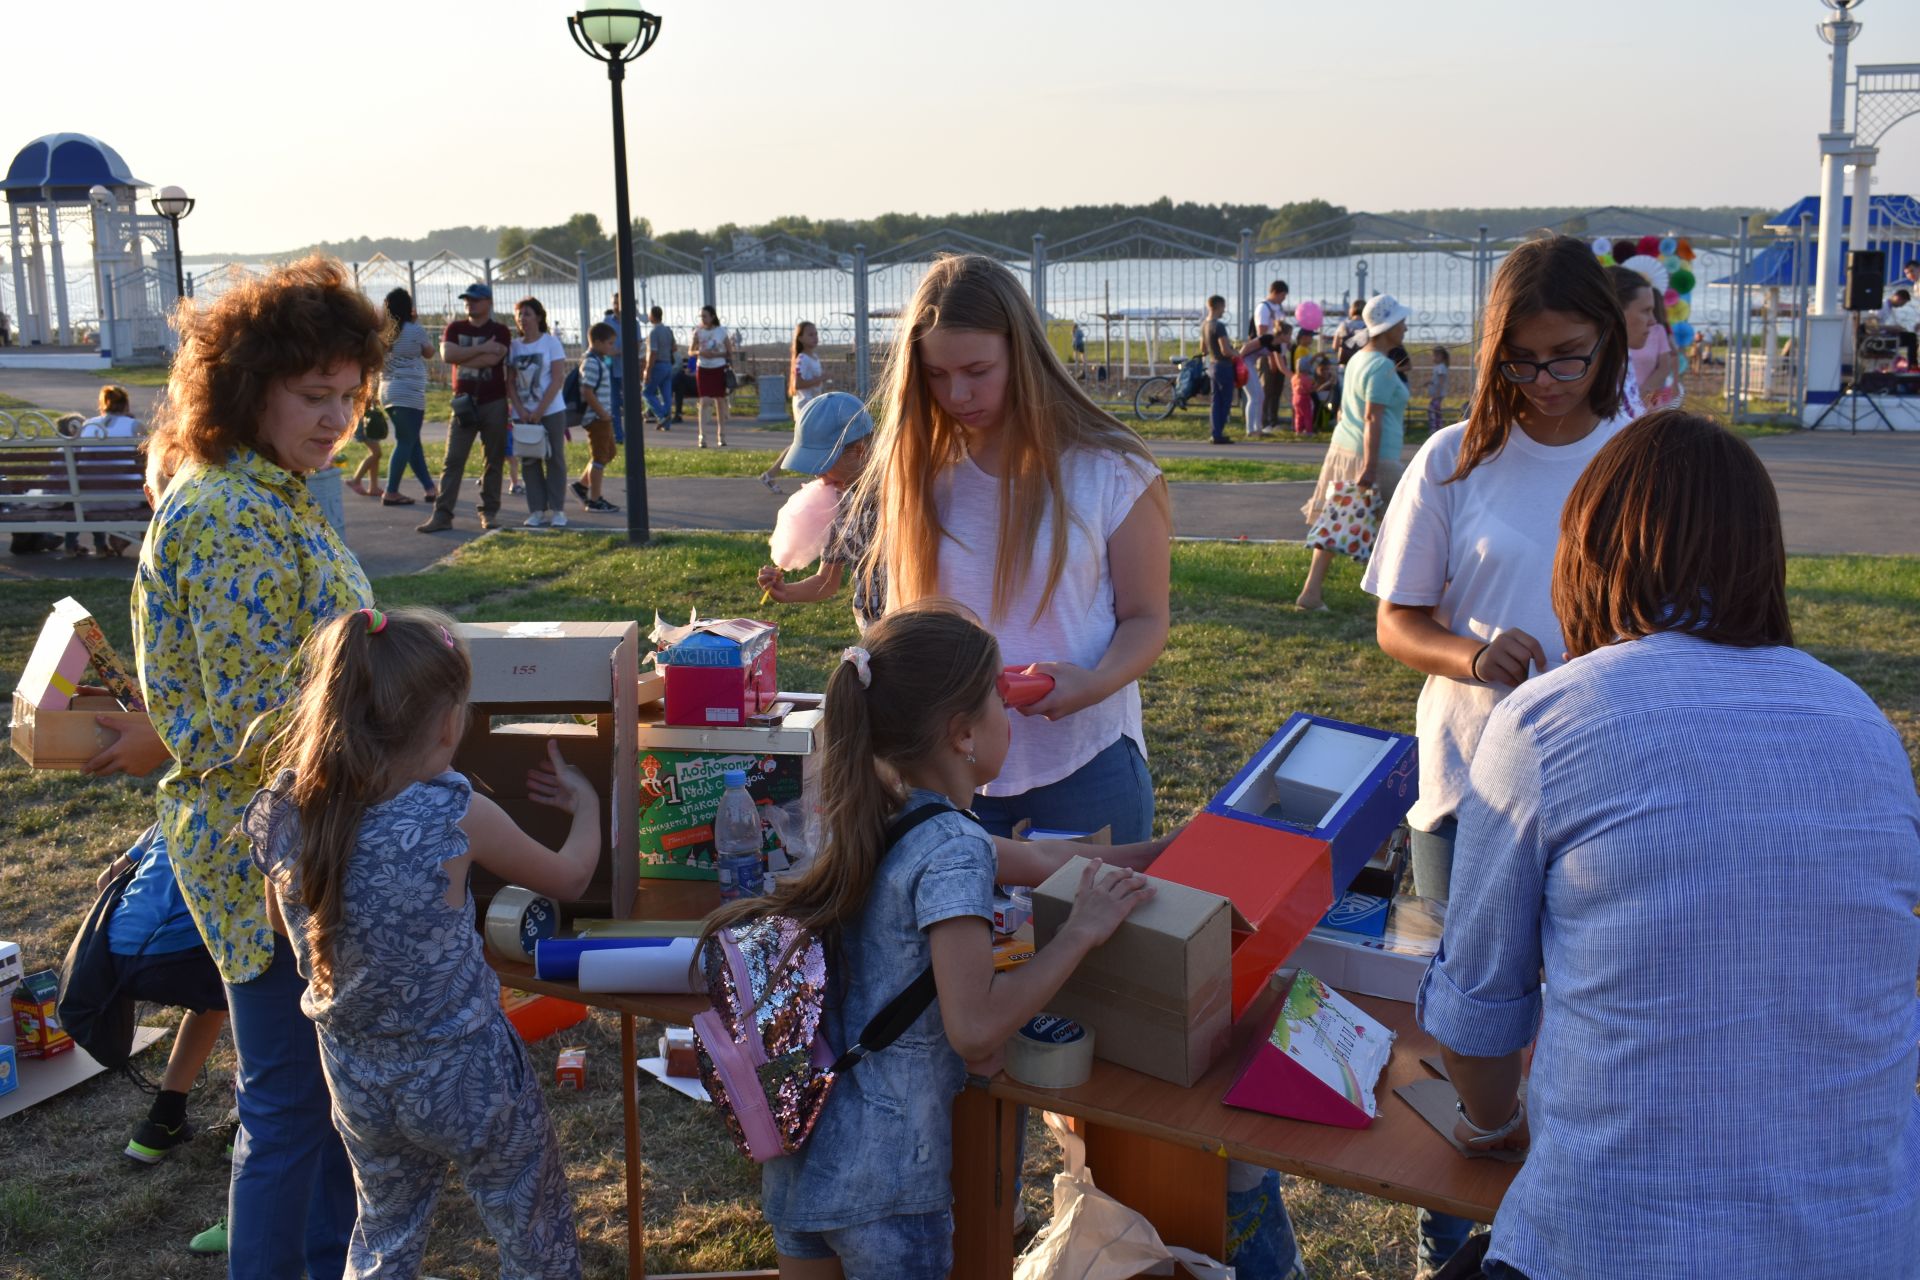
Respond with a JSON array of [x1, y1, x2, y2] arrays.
[[1, 534, 1915, 1276]]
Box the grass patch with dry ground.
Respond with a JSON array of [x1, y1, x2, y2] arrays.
[[1, 534, 1914, 1277]]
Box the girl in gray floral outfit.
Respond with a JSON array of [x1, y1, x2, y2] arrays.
[[244, 607, 602, 1279]]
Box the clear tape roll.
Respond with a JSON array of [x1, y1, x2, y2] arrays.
[[1004, 1013, 1094, 1089], [485, 886, 559, 962]]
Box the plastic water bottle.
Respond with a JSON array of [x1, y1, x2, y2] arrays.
[[713, 770, 765, 902]]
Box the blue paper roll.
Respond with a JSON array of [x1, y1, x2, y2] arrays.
[[534, 936, 675, 982]]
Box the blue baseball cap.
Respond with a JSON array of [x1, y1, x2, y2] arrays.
[[780, 392, 873, 475], [458, 282, 493, 301]]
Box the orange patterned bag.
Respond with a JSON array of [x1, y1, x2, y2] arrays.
[[1305, 480, 1381, 563]]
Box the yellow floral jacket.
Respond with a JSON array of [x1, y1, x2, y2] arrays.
[[134, 449, 371, 984]]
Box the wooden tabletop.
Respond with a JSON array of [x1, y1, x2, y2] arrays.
[[987, 987, 1518, 1222]]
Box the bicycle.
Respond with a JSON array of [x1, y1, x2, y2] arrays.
[[1133, 355, 1209, 422]]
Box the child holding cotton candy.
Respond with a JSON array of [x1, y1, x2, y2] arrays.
[[757, 392, 882, 630]]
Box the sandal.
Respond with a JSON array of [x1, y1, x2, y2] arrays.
[[381, 492, 416, 506], [346, 479, 372, 497]]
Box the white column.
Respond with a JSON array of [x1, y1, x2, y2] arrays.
[[1813, 134, 1851, 316], [8, 205, 29, 344], [1848, 148, 1876, 273], [45, 198, 72, 345]]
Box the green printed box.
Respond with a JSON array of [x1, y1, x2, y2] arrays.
[[637, 747, 805, 879]]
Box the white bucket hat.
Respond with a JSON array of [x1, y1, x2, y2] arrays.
[[1363, 293, 1413, 337]]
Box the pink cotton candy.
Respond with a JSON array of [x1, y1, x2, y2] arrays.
[[768, 479, 843, 570]]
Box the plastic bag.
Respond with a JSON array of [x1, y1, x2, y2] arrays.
[[1014, 1111, 1235, 1280], [1304, 479, 1379, 564]]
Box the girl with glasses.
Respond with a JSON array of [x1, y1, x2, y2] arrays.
[[1357, 235, 1632, 1274]]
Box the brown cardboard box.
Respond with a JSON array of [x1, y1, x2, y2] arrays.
[[453, 621, 639, 919], [1032, 855, 1239, 1087], [9, 693, 136, 770]]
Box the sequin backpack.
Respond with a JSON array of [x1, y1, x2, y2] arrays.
[[693, 802, 952, 1163]]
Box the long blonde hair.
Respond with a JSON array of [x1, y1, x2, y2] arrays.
[[261, 607, 471, 997], [701, 604, 1000, 949], [853, 255, 1158, 624]]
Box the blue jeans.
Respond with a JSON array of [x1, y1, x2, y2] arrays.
[[772, 1209, 952, 1280], [1209, 360, 1237, 440], [382, 406, 432, 495], [1226, 1165, 1305, 1278], [644, 363, 675, 424], [1408, 815, 1474, 1270], [969, 736, 1154, 845], [225, 933, 356, 1280]]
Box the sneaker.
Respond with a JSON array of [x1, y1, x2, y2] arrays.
[[524, 512, 548, 528], [759, 471, 785, 496], [570, 481, 590, 502], [585, 497, 619, 513], [509, 481, 525, 496], [415, 515, 453, 533], [188, 1220, 228, 1255], [125, 1117, 194, 1165], [549, 511, 569, 528]]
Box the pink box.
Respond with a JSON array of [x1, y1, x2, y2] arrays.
[[660, 620, 777, 727], [1221, 971, 1393, 1129], [15, 621, 92, 712]]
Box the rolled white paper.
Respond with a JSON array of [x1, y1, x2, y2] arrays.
[[576, 937, 705, 994]]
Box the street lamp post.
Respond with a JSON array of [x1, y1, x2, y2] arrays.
[[151, 185, 195, 303], [569, 3, 662, 545]]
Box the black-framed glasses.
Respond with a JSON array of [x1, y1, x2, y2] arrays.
[[1496, 339, 1602, 384]]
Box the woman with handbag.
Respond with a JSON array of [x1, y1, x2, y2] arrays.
[[1294, 293, 1413, 611], [508, 296, 572, 528], [692, 304, 735, 449]]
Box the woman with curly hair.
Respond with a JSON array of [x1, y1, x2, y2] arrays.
[[122, 254, 382, 1278]]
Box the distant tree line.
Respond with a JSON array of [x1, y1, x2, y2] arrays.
[[197, 200, 1770, 265]]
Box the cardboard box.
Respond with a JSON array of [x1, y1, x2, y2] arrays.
[[658, 619, 777, 727], [1149, 712, 1418, 1020], [1283, 896, 1445, 1005], [992, 925, 1036, 972], [9, 693, 134, 771], [15, 597, 142, 712], [0, 1044, 15, 1098], [555, 1047, 588, 1089], [12, 969, 72, 1059], [635, 712, 820, 880], [1011, 820, 1112, 846], [500, 988, 590, 1043], [1032, 855, 1237, 1088], [661, 1026, 698, 1078], [453, 621, 639, 919]]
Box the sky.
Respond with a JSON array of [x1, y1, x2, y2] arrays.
[[11, 0, 1920, 255]]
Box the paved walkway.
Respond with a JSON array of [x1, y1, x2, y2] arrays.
[[3, 369, 1915, 586]]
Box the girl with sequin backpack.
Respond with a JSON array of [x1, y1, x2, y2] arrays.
[[694, 604, 1152, 1274]]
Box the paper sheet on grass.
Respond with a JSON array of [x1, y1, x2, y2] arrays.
[[0, 1025, 165, 1120]]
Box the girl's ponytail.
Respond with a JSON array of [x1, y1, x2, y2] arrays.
[[702, 604, 999, 948]]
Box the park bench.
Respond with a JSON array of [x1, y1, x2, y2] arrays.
[[0, 410, 150, 548]]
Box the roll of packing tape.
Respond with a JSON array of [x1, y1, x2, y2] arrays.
[[1004, 1013, 1094, 1089], [485, 886, 560, 962]]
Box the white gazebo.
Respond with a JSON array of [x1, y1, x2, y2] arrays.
[[1, 132, 180, 367]]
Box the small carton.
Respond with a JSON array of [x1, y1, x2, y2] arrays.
[[1223, 970, 1395, 1128], [454, 621, 639, 919], [992, 925, 1036, 972], [12, 969, 72, 1059], [1011, 821, 1113, 846], [635, 712, 820, 880], [657, 618, 778, 727], [1149, 712, 1417, 1019], [1032, 855, 1237, 1088], [0, 1044, 16, 1098], [555, 1047, 588, 1090], [15, 597, 143, 712], [661, 1026, 698, 1079]]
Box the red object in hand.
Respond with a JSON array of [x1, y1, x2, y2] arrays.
[[996, 667, 1055, 709]]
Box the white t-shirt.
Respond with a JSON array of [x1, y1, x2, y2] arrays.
[[1360, 412, 1630, 830], [1255, 298, 1287, 334], [80, 413, 138, 439], [509, 332, 568, 421], [695, 325, 731, 369], [930, 445, 1160, 796], [792, 352, 823, 410]]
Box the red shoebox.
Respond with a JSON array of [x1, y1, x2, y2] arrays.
[[660, 620, 777, 727]]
